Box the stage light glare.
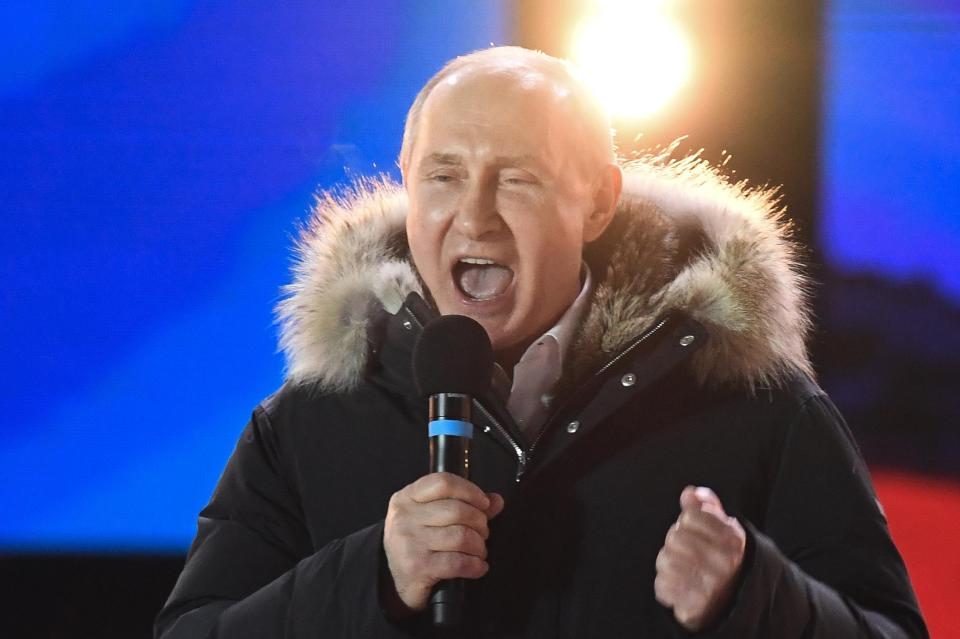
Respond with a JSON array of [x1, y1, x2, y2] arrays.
[[571, 1, 693, 120]]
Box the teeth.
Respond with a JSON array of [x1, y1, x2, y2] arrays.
[[460, 257, 497, 265]]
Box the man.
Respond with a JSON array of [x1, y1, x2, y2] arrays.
[[156, 47, 927, 638]]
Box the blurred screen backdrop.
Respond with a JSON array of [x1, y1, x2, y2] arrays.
[[1, 1, 957, 637]]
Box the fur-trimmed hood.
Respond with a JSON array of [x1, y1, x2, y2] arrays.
[[276, 157, 814, 394]]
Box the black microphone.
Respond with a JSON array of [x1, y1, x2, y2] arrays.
[[411, 314, 494, 628]]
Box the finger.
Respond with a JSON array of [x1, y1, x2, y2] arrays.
[[699, 501, 729, 521], [660, 536, 727, 588], [678, 506, 732, 542], [654, 565, 691, 608], [655, 546, 670, 574], [699, 502, 745, 542], [679, 507, 746, 561], [427, 524, 487, 558], [666, 524, 745, 582], [674, 599, 707, 632], [485, 492, 505, 519], [672, 515, 743, 565], [663, 527, 703, 563], [654, 572, 680, 607], [679, 485, 699, 512], [419, 499, 490, 538], [680, 485, 723, 513], [656, 545, 694, 575], [664, 510, 726, 556], [409, 473, 490, 510], [666, 532, 734, 585], [694, 486, 723, 510], [428, 551, 489, 582]]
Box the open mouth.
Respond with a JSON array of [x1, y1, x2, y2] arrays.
[[452, 257, 514, 301]]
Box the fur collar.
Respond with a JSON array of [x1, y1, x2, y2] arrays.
[[276, 157, 814, 394]]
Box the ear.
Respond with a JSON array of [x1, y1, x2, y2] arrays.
[[398, 158, 409, 190], [583, 163, 622, 243]]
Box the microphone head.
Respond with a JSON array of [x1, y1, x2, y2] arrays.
[[412, 315, 494, 398]]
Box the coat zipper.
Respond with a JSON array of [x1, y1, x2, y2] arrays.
[[403, 305, 529, 479], [519, 316, 672, 480], [473, 399, 528, 480]]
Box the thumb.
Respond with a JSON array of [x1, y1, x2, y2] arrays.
[[485, 492, 506, 519], [680, 485, 723, 512]]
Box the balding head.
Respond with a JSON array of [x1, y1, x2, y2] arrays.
[[399, 46, 616, 180]]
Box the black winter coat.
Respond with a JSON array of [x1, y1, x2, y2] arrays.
[[156, 164, 927, 638]]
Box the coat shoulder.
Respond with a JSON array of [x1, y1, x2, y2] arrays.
[[255, 379, 344, 443], [695, 368, 831, 441]]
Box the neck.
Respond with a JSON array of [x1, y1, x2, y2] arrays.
[[493, 305, 568, 378], [494, 264, 587, 378]]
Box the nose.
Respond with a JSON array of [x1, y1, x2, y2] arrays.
[[454, 179, 503, 240]]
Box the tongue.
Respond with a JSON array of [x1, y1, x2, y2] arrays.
[[459, 264, 512, 300]]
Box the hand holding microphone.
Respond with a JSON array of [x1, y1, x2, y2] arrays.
[[383, 315, 503, 626], [383, 474, 504, 612]]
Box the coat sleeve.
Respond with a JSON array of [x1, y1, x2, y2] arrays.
[[154, 405, 422, 639], [686, 390, 928, 639]]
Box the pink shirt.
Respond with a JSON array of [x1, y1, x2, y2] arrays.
[[492, 264, 594, 442]]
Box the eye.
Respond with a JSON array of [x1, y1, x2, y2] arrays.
[[429, 172, 457, 183], [500, 171, 538, 186]]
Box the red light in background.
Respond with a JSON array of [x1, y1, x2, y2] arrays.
[[871, 468, 960, 639]]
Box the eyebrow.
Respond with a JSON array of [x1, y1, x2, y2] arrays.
[[425, 152, 462, 166]]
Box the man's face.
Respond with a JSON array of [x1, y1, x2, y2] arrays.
[[405, 69, 603, 353]]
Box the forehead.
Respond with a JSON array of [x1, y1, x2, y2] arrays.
[[414, 66, 579, 165]]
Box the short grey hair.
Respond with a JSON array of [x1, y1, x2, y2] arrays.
[[398, 46, 616, 178]]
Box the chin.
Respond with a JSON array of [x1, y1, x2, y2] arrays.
[[483, 320, 534, 353], [456, 314, 512, 351]]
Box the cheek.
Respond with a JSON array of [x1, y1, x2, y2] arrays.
[[406, 202, 451, 285], [407, 214, 435, 267], [510, 208, 584, 270]]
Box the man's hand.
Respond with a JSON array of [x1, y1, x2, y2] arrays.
[[654, 486, 747, 632], [383, 472, 505, 611]]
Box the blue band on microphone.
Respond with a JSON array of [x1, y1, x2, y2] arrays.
[[428, 419, 474, 438]]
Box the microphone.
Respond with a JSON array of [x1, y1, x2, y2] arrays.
[[411, 315, 494, 628]]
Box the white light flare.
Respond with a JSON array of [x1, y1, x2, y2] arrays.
[[570, 0, 694, 120]]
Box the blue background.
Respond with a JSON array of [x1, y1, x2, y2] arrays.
[[0, 0, 508, 551], [2, 0, 958, 553], [821, 0, 960, 299]]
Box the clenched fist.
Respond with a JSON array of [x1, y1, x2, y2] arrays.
[[383, 472, 505, 611], [654, 486, 746, 632]]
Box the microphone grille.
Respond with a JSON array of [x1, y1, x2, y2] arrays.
[[412, 315, 494, 398]]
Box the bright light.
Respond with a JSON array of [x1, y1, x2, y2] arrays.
[[570, 0, 694, 120]]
